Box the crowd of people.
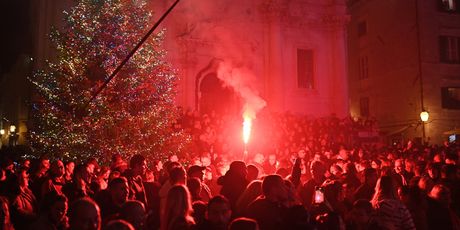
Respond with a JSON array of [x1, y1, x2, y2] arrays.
[[177, 109, 378, 156], [0, 112, 459, 230]]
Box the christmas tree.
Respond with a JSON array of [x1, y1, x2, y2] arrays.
[[30, 0, 189, 162]]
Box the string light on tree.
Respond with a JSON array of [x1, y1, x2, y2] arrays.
[[29, 0, 190, 162]]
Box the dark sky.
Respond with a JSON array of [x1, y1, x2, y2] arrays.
[[0, 0, 32, 76]]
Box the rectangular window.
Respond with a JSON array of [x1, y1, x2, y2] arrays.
[[358, 20, 367, 38], [439, 0, 458, 12], [440, 36, 460, 63], [441, 87, 460, 109], [360, 97, 370, 117], [297, 49, 314, 89], [359, 56, 369, 80]]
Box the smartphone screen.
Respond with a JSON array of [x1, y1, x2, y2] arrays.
[[314, 188, 324, 203], [449, 134, 456, 143]]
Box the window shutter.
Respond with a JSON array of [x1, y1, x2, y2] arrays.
[[440, 36, 448, 62]]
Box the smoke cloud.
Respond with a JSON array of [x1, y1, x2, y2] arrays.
[[217, 62, 266, 120], [154, 0, 267, 118]]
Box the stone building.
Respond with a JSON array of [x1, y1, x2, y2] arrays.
[[347, 0, 460, 144], [152, 0, 349, 117]]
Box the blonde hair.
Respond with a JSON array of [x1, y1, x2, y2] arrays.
[[161, 185, 194, 230], [371, 176, 396, 207]]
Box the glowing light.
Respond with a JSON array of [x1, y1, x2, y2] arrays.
[[0, 129, 5, 135], [243, 115, 252, 145], [314, 189, 324, 203], [9, 125, 16, 133], [420, 111, 429, 122]]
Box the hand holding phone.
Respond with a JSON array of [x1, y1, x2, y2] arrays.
[[314, 186, 324, 203]]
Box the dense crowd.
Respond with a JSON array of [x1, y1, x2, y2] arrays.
[[176, 109, 378, 158], [0, 112, 459, 230]]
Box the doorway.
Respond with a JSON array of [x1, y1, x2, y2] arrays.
[[199, 73, 238, 116]]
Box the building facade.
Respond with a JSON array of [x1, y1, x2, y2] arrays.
[[348, 0, 460, 144], [1, 0, 350, 147], [0, 1, 35, 148], [153, 0, 349, 117]]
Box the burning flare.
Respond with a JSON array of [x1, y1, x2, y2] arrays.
[[243, 115, 252, 145], [217, 63, 266, 146]]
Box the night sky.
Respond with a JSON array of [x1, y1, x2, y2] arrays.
[[0, 0, 32, 77]]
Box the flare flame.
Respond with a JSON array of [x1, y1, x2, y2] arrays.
[[243, 114, 252, 145]]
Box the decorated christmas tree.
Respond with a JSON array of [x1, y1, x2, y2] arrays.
[[30, 0, 189, 162]]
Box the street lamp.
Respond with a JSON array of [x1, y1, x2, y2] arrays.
[[0, 129, 4, 149], [416, 0, 427, 145], [9, 125, 16, 133], [420, 110, 429, 145], [8, 125, 18, 147], [420, 111, 429, 122]]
